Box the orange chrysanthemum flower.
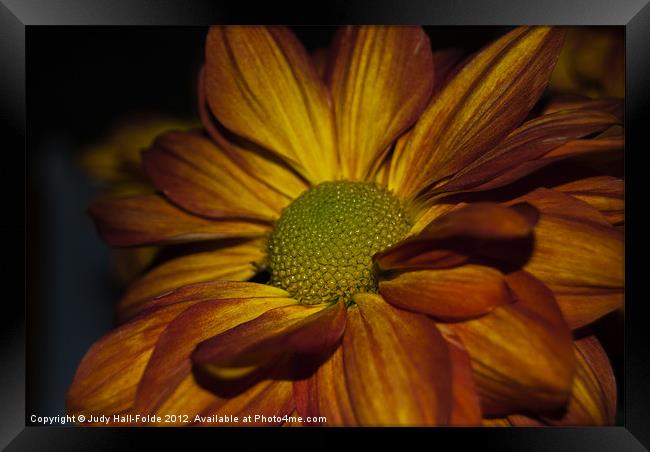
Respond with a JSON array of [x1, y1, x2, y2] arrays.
[[68, 26, 624, 426]]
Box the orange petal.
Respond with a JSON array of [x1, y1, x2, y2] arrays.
[[389, 26, 565, 199], [343, 293, 452, 425], [192, 301, 346, 383], [375, 203, 538, 273], [379, 265, 513, 320], [88, 194, 269, 247], [293, 344, 358, 426], [143, 130, 287, 220], [204, 26, 337, 183], [133, 291, 298, 414], [66, 301, 200, 416], [117, 240, 265, 322], [428, 108, 619, 197], [439, 271, 575, 416], [509, 336, 617, 426], [552, 176, 624, 226], [327, 26, 433, 179], [509, 188, 624, 328], [443, 330, 482, 425]]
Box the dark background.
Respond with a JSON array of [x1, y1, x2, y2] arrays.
[[26, 26, 622, 421]]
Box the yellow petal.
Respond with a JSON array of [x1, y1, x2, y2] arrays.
[[389, 26, 565, 199], [204, 26, 337, 183], [328, 26, 433, 179], [117, 240, 265, 322], [143, 130, 288, 220]]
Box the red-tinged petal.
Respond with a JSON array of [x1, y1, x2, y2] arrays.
[[439, 271, 575, 416], [204, 26, 337, 183], [117, 240, 265, 322], [541, 135, 623, 160], [293, 344, 358, 426], [192, 301, 346, 383], [328, 26, 433, 179], [389, 26, 565, 199], [553, 176, 624, 226], [444, 134, 623, 197], [507, 188, 624, 328], [133, 294, 298, 415], [428, 109, 619, 198], [88, 194, 269, 247], [143, 130, 287, 220], [343, 293, 453, 425], [379, 265, 513, 320], [443, 330, 482, 425], [507, 187, 611, 225], [375, 203, 538, 273], [416, 202, 539, 241], [66, 301, 200, 416], [542, 95, 623, 121], [431, 48, 465, 93], [311, 47, 330, 79], [509, 336, 617, 426]]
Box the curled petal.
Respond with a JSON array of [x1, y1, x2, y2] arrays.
[[390, 26, 565, 198], [88, 194, 268, 247], [143, 131, 287, 220], [508, 188, 624, 328], [439, 271, 575, 416], [192, 301, 346, 383], [204, 26, 337, 183], [328, 26, 433, 179], [375, 203, 538, 273], [343, 293, 452, 425], [379, 265, 513, 320], [133, 291, 298, 414]]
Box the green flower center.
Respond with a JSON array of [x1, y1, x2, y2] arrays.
[[266, 181, 411, 305]]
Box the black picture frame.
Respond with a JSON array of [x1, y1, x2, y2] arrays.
[[5, 0, 649, 449]]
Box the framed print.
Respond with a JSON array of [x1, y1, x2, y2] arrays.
[[4, 0, 650, 449]]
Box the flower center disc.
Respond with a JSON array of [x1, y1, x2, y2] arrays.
[[267, 181, 411, 305]]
